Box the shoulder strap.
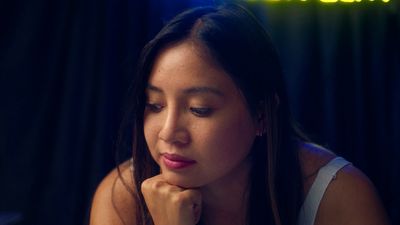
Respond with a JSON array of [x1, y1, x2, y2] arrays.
[[297, 157, 351, 225]]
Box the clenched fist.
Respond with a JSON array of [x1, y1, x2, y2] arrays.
[[141, 175, 202, 225]]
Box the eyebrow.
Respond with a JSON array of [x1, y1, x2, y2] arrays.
[[146, 84, 224, 97]]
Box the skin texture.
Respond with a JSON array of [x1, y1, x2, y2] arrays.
[[90, 160, 136, 225], [89, 42, 391, 225], [90, 144, 391, 225], [141, 41, 257, 225], [143, 41, 257, 188]]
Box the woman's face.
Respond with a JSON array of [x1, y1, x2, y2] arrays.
[[144, 41, 257, 189]]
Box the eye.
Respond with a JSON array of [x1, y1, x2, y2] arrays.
[[190, 107, 213, 117], [146, 103, 163, 113]]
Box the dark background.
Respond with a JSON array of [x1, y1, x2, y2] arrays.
[[1, 0, 399, 225]]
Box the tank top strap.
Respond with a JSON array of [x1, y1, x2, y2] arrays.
[[297, 157, 352, 225]]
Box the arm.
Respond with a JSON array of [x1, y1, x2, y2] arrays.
[[315, 165, 391, 225], [89, 161, 136, 225], [89, 161, 201, 225]]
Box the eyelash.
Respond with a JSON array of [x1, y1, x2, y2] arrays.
[[145, 103, 213, 117], [146, 103, 163, 113], [189, 107, 213, 117]]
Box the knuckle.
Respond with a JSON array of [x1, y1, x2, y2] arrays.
[[172, 191, 193, 205], [140, 177, 161, 192], [171, 193, 184, 204], [140, 180, 150, 193], [151, 180, 164, 189]]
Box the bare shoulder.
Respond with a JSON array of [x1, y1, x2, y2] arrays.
[[299, 142, 337, 186], [299, 142, 390, 225], [90, 160, 137, 225], [315, 163, 390, 225]]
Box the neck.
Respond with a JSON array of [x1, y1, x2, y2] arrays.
[[200, 157, 251, 225]]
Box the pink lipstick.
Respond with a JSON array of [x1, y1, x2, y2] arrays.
[[162, 153, 196, 169]]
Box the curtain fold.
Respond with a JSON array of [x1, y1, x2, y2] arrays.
[[1, 1, 399, 224]]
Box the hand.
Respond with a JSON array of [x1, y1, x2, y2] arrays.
[[141, 174, 202, 225]]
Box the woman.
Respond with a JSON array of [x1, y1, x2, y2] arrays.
[[90, 4, 389, 225]]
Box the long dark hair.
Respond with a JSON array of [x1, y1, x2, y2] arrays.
[[119, 4, 306, 225]]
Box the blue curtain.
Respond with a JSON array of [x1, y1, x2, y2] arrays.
[[1, 0, 398, 224]]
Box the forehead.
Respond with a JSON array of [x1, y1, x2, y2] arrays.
[[148, 41, 237, 92]]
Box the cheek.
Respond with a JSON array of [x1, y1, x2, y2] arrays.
[[143, 117, 159, 153], [196, 112, 256, 161]]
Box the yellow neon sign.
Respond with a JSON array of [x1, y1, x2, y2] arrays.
[[320, 0, 390, 2], [247, 0, 390, 3]]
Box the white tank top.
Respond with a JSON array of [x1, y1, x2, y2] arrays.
[[297, 157, 351, 225]]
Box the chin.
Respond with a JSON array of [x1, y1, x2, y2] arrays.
[[162, 172, 202, 189]]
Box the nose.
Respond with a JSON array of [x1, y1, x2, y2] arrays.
[[158, 108, 190, 145]]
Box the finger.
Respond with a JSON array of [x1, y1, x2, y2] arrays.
[[180, 190, 202, 224], [141, 175, 184, 197]]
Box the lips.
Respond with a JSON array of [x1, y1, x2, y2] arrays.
[[161, 153, 196, 169]]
